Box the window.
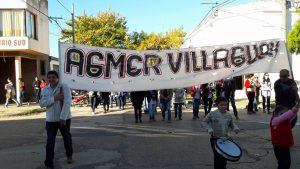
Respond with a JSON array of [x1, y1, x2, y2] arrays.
[[0, 10, 25, 36], [0, 10, 37, 39], [40, 60, 46, 76], [25, 11, 36, 39]]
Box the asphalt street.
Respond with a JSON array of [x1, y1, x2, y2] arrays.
[[0, 105, 299, 169]]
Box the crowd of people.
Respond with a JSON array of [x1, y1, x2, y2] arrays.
[[3, 69, 300, 169], [4, 76, 47, 108]]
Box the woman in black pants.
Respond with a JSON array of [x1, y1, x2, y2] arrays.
[[131, 91, 146, 123]]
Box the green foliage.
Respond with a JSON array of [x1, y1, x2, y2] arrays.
[[287, 9, 300, 54], [61, 10, 128, 48], [125, 31, 148, 50], [61, 9, 186, 50], [137, 27, 186, 50]]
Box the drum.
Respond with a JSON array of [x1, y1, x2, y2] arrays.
[[214, 138, 242, 162]]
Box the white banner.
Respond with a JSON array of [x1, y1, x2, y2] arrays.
[[59, 39, 289, 92]]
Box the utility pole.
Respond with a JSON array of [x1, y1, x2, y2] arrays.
[[72, 3, 75, 44], [281, 0, 287, 41]]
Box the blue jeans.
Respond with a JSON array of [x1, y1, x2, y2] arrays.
[[149, 102, 157, 119], [45, 119, 73, 168], [174, 103, 183, 119], [160, 98, 171, 120], [34, 89, 40, 103], [5, 97, 20, 107], [118, 96, 125, 109], [193, 98, 200, 117]]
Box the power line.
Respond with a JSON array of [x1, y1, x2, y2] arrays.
[[19, 0, 49, 19], [56, 0, 72, 14]]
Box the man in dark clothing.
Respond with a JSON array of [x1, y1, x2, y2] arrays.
[[33, 76, 41, 103], [101, 92, 110, 113], [223, 77, 239, 119], [131, 91, 146, 123], [274, 69, 299, 127], [201, 83, 210, 116]]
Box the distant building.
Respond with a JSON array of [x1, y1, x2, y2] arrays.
[[49, 56, 59, 72], [182, 0, 300, 98], [0, 0, 49, 102]]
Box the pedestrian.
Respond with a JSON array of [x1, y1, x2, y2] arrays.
[[40, 79, 47, 90], [19, 78, 30, 106], [90, 91, 100, 115], [201, 83, 212, 116], [131, 91, 146, 123], [4, 78, 20, 108], [253, 75, 261, 112], [261, 73, 272, 113], [101, 92, 110, 113], [118, 92, 126, 110], [32, 76, 41, 103], [245, 74, 255, 114], [222, 77, 239, 119], [148, 91, 158, 121], [189, 84, 201, 119], [159, 89, 173, 122], [270, 101, 300, 169], [215, 80, 223, 98], [39, 70, 73, 169], [274, 69, 299, 127], [202, 96, 240, 169], [173, 88, 185, 120]]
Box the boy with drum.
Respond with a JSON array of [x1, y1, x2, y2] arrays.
[[270, 100, 300, 169], [202, 96, 240, 169]]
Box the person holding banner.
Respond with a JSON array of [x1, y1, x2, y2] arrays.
[[173, 88, 185, 120], [159, 89, 173, 122], [39, 71, 73, 169], [223, 77, 239, 119], [131, 91, 146, 123], [190, 85, 201, 119], [101, 92, 110, 113], [274, 69, 299, 128]]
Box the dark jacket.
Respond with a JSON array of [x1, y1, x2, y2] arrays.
[[274, 79, 298, 109], [223, 78, 236, 97], [131, 91, 146, 108]]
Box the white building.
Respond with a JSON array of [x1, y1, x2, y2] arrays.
[[182, 0, 300, 98], [0, 0, 49, 102]]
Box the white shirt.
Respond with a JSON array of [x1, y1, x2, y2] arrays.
[[40, 83, 72, 122]]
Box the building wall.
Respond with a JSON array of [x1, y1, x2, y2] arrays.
[[0, 0, 49, 55], [182, 0, 300, 98]]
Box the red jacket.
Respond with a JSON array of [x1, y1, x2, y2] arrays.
[[270, 116, 294, 147], [189, 85, 201, 97]]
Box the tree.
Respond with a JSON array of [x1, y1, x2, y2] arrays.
[[125, 31, 148, 50], [137, 27, 186, 50], [61, 10, 128, 48], [287, 9, 300, 54]]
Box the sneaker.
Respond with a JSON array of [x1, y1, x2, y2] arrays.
[[179, 118, 182, 120], [139, 119, 142, 123], [135, 119, 138, 123], [92, 112, 95, 115], [67, 156, 73, 164], [235, 116, 239, 120]]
